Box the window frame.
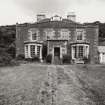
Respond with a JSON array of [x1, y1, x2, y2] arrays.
[[32, 32, 37, 40], [76, 29, 85, 41], [72, 44, 89, 59], [28, 28, 39, 41], [30, 45, 36, 57]]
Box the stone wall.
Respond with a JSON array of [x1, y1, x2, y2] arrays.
[[86, 26, 99, 64], [16, 22, 99, 64]]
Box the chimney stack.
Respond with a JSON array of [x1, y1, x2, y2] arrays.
[[67, 12, 76, 22], [37, 14, 46, 22]]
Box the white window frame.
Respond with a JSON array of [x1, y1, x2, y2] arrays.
[[76, 29, 86, 41], [60, 29, 71, 40], [24, 44, 42, 58], [71, 44, 89, 59], [44, 28, 55, 40], [28, 28, 39, 41]]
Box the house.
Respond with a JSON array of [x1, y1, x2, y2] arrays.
[[16, 13, 99, 64]]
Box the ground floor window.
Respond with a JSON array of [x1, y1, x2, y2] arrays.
[[24, 44, 42, 59], [78, 46, 84, 58], [37, 46, 40, 57], [30, 45, 36, 57], [25, 45, 28, 58], [72, 44, 89, 59]]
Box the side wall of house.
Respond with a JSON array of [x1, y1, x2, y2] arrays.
[[86, 26, 99, 64]]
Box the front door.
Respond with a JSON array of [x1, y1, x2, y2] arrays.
[[54, 47, 60, 64]]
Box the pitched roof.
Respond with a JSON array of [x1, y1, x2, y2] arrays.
[[17, 18, 98, 29]]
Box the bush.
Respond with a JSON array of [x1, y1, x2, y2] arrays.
[[83, 56, 90, 64], [0, 53, 12, 64], [0, 53, 19, 66], [16, 54, 25, 60], [25, 55, 40, 62], [32, 55, 40, 62], [46, 54, 52, 63], [62, 54, 71, 64]]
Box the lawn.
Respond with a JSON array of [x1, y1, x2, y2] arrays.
[[0, 63, 48, 105], [0, 63, 105, 105]]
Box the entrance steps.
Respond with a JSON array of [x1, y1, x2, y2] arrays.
[[52, 56, 62, 65]]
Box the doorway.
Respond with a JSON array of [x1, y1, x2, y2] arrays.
[[54, 47, 60, 64]]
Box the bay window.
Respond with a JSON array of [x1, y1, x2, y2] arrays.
[[72, 44, 89, 59]]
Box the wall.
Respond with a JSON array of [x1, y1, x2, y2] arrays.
[[16, 22, 99, 64], [86, 26, 99, 64]]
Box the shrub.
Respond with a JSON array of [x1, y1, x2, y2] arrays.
[[83, 56, 90, 64], [0, 53, 12, 64], [25, 55, 40, 62], [46, 54, 52, 63], [32, 55, 40, 62], [0, 53, 19, 66], [62, 54, 71, 64], [16, 54, 25, 60]]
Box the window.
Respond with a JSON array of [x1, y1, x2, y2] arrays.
[[25, 45, 28, 58], [30, 45, 35, 57], [32, 32, 37, 40], [37, 46, 40, 57], [76, 29, 86, 41], [28, 28, 39, 41], [78, 46, 84, 58], [72, 44, 89, 59], [77, 31, 83, 41]]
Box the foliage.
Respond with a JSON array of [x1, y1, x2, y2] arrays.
[[0, 53, 12, 65], [32, 55, 40, 62], [46, 54, 52, 63], [82, 56, 90, 64], [62, 54, 71, 64], [0, 25, 16, 59], [0, 48, 19, 66], [25, 55, 40, 62], [16, 54, 25, 60]]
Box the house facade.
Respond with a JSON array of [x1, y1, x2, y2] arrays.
[[16, 14, 99, 64]]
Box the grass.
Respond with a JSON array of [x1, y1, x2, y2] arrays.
[[70, 64, 105, 105], [0, 63, 48, 105], [0, 63, 105, 105]]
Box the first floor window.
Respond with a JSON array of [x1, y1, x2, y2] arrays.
[[32, 33, 37, 40], [30, 45, 35, 57], [77, 32, 83, 41]]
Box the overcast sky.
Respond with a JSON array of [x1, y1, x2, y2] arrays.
[[0, 0, 105, 25]]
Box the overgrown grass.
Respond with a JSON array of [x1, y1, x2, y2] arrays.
[[73, 64, 105, 105]]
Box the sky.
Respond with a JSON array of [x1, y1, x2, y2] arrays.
[[0, 0, 105, 25]]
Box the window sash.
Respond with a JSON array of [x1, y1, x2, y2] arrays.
[[76, 30, 85, 41], [30, 45, 36, 57], [78, 46, 84, 58], [32, 33, 37, 40]]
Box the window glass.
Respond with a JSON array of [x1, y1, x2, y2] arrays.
[[32, 33, 37, 40], [30, 45, 35, 57], [25, 45, 28, 57], [77, 31, 83, 40], [37, 46, 40, 57], [78, 46, 84, 58]]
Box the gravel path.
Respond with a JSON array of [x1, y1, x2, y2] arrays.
[[38, 65, 95, 105]]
